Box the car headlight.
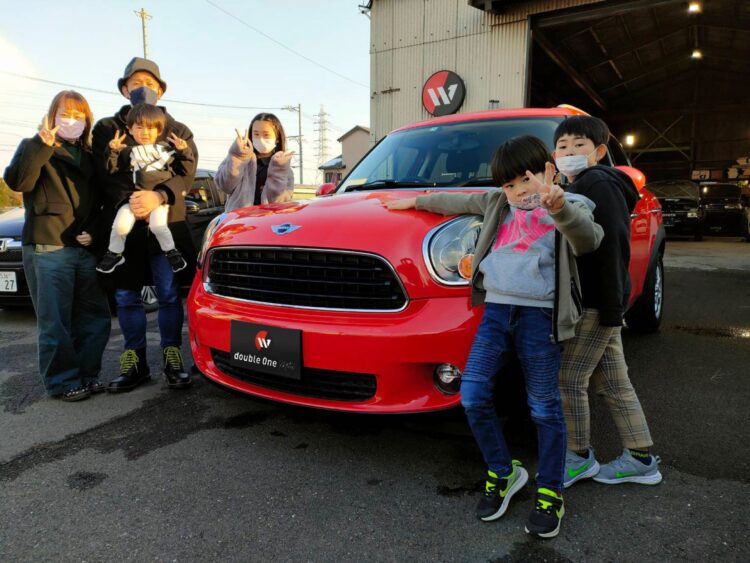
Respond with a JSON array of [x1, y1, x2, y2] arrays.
[[724, 203, 743, 210], [197, 213, 227, 269], [687, 208, 698, 218], [423, 215, 483, 285]]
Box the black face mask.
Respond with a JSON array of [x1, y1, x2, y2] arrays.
[[129, 86, 158, 106]]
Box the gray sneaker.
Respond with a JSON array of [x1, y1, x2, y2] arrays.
[[563, 448, 600, 488], [593, 448, 663, 485]]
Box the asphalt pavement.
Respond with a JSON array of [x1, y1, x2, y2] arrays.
[[0, 238, 748, 562]]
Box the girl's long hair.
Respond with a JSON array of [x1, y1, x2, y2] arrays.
[[248, 113, 287, 153], [45, 90, 94, 149]]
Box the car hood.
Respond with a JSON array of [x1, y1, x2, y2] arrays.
[[0, 207, 24, 237], [208, 190, 478, 298]]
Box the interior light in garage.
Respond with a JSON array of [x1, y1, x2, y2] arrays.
[[691, 49, 703, 59], [688, 2, 702, 14], [625, 134, 636, 147]]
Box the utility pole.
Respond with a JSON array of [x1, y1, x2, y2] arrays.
[[134, 8, 152, 59], [283, 104, 304, 184]]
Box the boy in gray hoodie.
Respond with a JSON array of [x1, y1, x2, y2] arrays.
[[387, 135, 602, 539]]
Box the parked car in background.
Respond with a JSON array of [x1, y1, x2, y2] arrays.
[[699, 182, 750, 240], [647, 180, 703, 240], [0, 169, 223, 310], [188, 106, 666, 414]]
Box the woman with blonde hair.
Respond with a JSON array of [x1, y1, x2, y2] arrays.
[[3, 90, 111, 402]]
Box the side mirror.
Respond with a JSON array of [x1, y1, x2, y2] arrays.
[[615, 165, 646, 191], [185, 200, 200, 215], [316, 182, 336, 197]]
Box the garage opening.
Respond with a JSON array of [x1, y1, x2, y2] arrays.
[[528, 0, 750, 184]]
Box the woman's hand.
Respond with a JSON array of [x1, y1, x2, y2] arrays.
[[168, 132, 188, 152], [526, 162, 565, 213], [109, 130, 128, 151], [38, 115, 59, 147], [76, 231, 92, 247], [232, 128, 254, 160], [271, 150, 295, 167], [386, 197, 418, 210]]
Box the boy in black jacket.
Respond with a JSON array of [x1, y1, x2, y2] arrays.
[[553, 116, 662, 488]]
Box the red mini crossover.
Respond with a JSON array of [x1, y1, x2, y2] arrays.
[[188, 107, 665, 413]]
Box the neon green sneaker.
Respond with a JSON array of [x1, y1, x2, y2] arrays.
[[525, 488, 564, 538], [563, 448, 600, 488], [475, 460, 529, 522]]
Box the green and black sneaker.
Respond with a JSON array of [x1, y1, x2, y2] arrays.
[[525, 488, 564, 539], [475, 460, 529, 522]]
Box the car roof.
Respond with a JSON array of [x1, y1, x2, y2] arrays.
[[391, 106, 587, 134]]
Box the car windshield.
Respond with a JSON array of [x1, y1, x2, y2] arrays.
[[339, 117, 563, 192], [701, 184, 740, 198], [648, 182, 698, 199]]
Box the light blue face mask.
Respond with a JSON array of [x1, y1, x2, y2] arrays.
[[555, 147, 599, 177]]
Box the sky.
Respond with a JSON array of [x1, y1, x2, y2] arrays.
[[0, 0, 372, 184]]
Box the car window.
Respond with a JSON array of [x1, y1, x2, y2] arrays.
[[608, 137, 630, 167], [187, 177, 216, 209], [339, 117, 563, 190], [700, 184, 740, 198]]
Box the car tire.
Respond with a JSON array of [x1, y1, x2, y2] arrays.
[[625, 254, 664, 333]]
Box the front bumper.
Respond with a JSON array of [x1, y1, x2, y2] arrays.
[[188, 280, 480, 413]]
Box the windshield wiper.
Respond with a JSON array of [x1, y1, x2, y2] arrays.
[[455, 177, 494, 187], [347, 179, 437, 191]]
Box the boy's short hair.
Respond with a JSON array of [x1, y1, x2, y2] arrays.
[[491, 135, 551, 186], [127, 103, 166, 133], [553, 115, 610, 146]]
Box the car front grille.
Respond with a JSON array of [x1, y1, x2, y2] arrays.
[[211, 348, 377, 402], [0, 249, 22, 263], [206, 247, 407, 311]]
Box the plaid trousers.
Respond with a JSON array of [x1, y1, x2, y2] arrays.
[[559, 309, 653, 451]]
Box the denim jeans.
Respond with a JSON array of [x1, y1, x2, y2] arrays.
[[23, 245, 111, 395], [115, 252, 183, 350], [460, 303, 566, 491]]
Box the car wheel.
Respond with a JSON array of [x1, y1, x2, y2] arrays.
[[625, 255, 664, 333], [141, 285, 159, 312]]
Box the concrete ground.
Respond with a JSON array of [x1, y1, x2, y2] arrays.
[[0, 237, 748, 562]]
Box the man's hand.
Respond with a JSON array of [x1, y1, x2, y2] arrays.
[[526, 162, 565, 213], [109, 130, 128, 151], [130, 190, 164, 219], [75, 231, 92, 246], [385, 197, 418, 210], [168, 132, 188, 152], [38, 115, 59, 147]]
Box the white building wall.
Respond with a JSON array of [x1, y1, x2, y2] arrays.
[[369, 0, 604, 140]]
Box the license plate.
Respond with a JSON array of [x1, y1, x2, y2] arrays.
[[229, 320, 302, 379], [0, 271, 17, 292]]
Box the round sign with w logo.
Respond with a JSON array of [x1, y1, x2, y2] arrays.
[[422, 70, 466, 116]]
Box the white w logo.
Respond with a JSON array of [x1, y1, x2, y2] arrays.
[[257, 338, 271, 349], [426, 83, 459, 107]]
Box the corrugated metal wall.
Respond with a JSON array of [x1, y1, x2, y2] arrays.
[[369, 0, 603, 140]]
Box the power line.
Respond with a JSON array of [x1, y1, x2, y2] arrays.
[[0, 71, 286, 111], [204, 0, 368, 90]]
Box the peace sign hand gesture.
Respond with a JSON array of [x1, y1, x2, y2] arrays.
[[109, 130, 128, 151], [168, 132, 188, 152], [526, 162, 565, 213], [233, 127, 254, 160], [38, 115, 60, 147], [271, 150, 295, 167]]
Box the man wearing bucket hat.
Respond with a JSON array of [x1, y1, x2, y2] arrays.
[[92, 57, 198, 392]]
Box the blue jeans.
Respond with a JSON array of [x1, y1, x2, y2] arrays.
[[460, 303, 566, 492], [23, 246, 111, 395], [115, 252, 183, 350]]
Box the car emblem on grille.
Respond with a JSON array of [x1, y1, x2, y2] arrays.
[[272, 223, 301, 235], [0, 238, 10, 253]]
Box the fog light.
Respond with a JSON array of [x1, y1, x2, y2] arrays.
[[434, 363, 462, 395]]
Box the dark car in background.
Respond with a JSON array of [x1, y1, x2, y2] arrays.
[[699, 182, 750, 240], [0, 169, 224, 310], [647, 180, 703, 240]]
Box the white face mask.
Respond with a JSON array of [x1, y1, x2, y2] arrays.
[[555, 147, 598, 178], [253, 137, 276, 155], [55, 116, 86, 141]]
